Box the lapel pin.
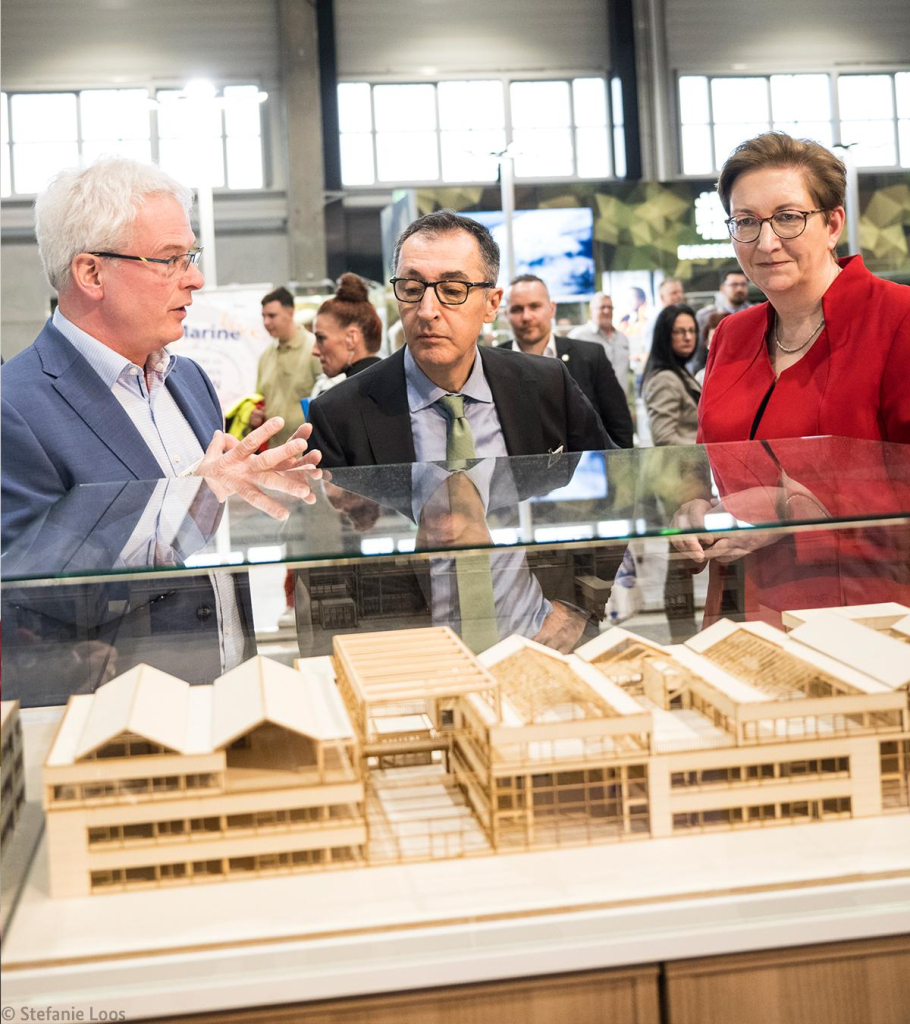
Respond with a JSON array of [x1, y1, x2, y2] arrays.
[[561, 353, 570, 362]]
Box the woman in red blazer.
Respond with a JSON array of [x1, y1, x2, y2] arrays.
[[698, 133, 910, 445], [680, 132, 910, 625]]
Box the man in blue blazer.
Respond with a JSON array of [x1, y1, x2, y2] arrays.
[[1, 157, 317, 699]]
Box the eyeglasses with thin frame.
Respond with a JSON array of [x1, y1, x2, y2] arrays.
[[725, 210, 826, 243], [671, 326, 697, 337], [390, 277, 494, 306], [89, 248, 204, 275]]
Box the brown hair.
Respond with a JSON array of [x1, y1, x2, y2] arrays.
[[261, 285, 294, 309], [705, 310, 731, 334], [717, 131, 846, 220], [317, 273, 382, 353]]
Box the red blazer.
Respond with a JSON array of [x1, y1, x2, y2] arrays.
[[698, 256, 910, 444]]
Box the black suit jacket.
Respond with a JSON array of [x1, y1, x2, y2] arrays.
[[307, 345, 611, 469], [498, 336, 634, 449]]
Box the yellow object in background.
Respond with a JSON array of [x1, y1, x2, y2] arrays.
[[224, 393, 265, 440]]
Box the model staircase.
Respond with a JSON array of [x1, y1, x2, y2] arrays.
[[365, 765, 491, 863]]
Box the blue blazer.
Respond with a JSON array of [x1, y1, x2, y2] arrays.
[[1, 319, 222, 545], [1, 322, 255, 699]]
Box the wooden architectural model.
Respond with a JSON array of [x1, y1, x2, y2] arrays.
[[42, 605, 910, 896], [43, 658, 364, 897], [1, 701, 26, 853]]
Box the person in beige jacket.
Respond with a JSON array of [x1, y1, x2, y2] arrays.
[[251, 285, 322, 447], [641, 303, 702, 447]]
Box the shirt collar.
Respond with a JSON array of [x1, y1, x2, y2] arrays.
[[404, 345, 493, 413], [53, 307, 176, 388]]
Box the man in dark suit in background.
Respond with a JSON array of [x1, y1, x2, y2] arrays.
[[498, 274, 634, 449], [306, 210, 610, 468]]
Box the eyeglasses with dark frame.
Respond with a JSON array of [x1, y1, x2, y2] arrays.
[[390, 277, 494, 306], [89, 248, 204, 275], [725, 210, 826, 243]]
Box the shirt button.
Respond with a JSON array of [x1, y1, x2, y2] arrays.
[[156, 363, 166, 372], [173, 454, 181, 462], [129, 367, 140, 376]]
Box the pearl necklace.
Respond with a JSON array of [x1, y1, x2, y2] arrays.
[[774, 314, 825, 354]]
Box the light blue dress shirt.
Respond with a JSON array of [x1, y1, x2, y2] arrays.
[[52, 309, 244, 672], [403, 346, 508, 461]]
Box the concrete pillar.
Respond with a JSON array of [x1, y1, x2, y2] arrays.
[[279, 0, 327, 282]]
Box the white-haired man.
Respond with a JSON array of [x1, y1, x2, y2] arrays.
[[1, 157, 318, 692]]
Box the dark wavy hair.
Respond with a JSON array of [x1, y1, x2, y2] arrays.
[[316, 273, 382, 353], [641, 303, 701, 403]]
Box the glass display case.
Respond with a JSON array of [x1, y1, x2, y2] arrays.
[[2, 436, 909, 1023], [3, 435, 909, 707]]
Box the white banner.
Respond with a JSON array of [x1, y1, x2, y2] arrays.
[[171, 285, 273, 412]]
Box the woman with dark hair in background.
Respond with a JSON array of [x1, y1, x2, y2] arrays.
[[310, 273, 383, 398], [641, 304, 702, 447]]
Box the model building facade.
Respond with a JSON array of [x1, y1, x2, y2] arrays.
[[43, 606, 910, 896], [43, 658, 364, 897], [2, 700, 26, 852]]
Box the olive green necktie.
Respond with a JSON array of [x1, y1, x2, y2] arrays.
[[436, 393, 476, 466], [434, 395, 498, 652]]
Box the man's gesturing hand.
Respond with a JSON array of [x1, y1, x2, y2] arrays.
[[198, 417, 323, 519]]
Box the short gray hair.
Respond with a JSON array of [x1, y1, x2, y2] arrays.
[[393, 209, 500, 283], [35, 157, 193, 292]]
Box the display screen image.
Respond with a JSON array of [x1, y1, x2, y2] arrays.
[[471, 208, 596, 300]]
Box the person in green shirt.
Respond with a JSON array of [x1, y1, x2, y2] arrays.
[[251, 286, 322, 447]]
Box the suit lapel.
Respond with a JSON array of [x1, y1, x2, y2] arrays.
[[361, 350, 417, 465], [480, 347, 545, 456], [40, 331, 163, 481]]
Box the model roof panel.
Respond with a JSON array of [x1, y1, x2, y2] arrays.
[[73, 665, 191, 760]]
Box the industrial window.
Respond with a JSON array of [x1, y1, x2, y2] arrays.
[[337, 76, 617, 187], [0, 84, 265, 198], [678, 71, 910, 176]]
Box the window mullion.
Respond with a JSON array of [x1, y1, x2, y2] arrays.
[[434, 82, 443, 184], [706, 77, 716, 174], [75, 90, 84, 164], [830, 72, 842, 146], [370, 86, 379, 187]]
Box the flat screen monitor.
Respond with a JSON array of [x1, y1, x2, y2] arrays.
[[471, 208, 595, 300]]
